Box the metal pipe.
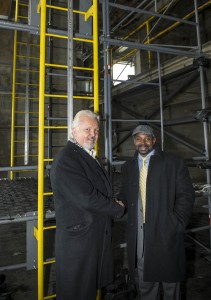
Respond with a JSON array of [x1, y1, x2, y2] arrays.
[[0, 213, 55, 225], [194, 0, 211, 247], [163, 117, 196, 126], [24, 34, 30, 165], [113, 79, 159, 86], [187, 234, 211, 254], [109, 2, 211, 65], [142, 0, 175, 45], [0, 20, 91, 38], [93, 0, 99, 114], [112, 132, 132, 151], [111, 0, 149, 32], [47, 0, 53, 167], [112, 116, 198, 127], [146, 21, 151, 68], [112, 65, 197, 100], [112, 115, 198, 128], [102, 37, 198, 58], [155, 0, 157, 13], [102, 0, 108, 161], [102, 0, 112, 172], [112, 119, 160, 123], [37, 0, 46, 298], [0, 166, 37, 172], [112, 102, 205, 154], [157, 52, 164, 150], [153, 124, 205, 154], [187, 224, 211, 233], [186, 160, 211, 168], [148, 70, 199, 119], [0, 19, 39, 32], [10, 0, 19, 180], [107, 2, 196, 26], [0, 263, 27, 272], [67, 0, 74, 138], [92, 0, 100, 158]]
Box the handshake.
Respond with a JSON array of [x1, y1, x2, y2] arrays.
[[115, 199, 125, 207]]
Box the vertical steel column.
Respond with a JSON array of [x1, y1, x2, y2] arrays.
[[102, 0, 112, 173], [38, 0, 46, 298], [157, 52, 164, 150], [67, 0, 74, 138], [154, 0, 158, 12], [194, 0, 211, 246], [146, 21, 151, 69], [24, 33, 30, 165]]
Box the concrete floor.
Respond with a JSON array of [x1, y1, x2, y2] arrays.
[[0, 212, 211, 300], [112, 215, 211, 300], [0, 178, 211, 300]]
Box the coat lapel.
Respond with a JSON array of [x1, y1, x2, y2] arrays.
[[69, 142, 112, 195]]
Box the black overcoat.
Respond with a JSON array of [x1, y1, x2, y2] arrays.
[[119, 144, 194, 283], [50, 141, 124, 300]]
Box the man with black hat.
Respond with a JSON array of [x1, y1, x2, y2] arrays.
[[118, 125, 194, 300]]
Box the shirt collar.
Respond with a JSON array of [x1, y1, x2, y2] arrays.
[[69, 138, 96, 159], [138, 149, 155, 162], [84, 148, 96, 159]]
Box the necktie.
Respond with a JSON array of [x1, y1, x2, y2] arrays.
[[140, 156, 148, 223], [85, 148, 96, 159], [89, 149, 96, 158]]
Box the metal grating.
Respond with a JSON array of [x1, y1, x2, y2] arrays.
[[0, 178, 54, 221]]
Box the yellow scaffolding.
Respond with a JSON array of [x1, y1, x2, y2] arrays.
[[10, 0, 39, 179], [112, 1, 211, 66], [37, 0, 99, 299]]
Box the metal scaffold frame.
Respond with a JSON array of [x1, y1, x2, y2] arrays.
[[0, 0, 100, 299], [37, 1, 100, 299], [0, 1, 211, 299], [10, 0, 39, 179], [101, 0, 211, 251]]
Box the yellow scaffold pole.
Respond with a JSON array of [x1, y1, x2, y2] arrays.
[[93, 0, 99, 114], [37, 0, 46, 299]]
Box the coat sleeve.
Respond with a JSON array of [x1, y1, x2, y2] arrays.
[[173, 158, 195, 229], [53, 153, 124, 218], [117, 162, 128, 208]]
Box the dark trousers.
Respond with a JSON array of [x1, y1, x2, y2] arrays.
[[136, 256, 181, 300]]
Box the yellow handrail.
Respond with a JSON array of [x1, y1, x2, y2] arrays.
[[112, 1, 211, 65]]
